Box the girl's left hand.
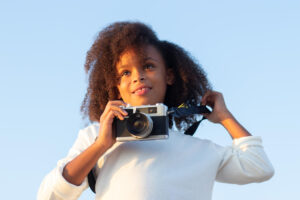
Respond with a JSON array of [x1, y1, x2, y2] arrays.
[[201, 91, 233, 124]]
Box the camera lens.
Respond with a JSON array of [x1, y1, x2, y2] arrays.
[[126, 112, 153, 138]]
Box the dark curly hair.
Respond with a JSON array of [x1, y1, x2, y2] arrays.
[[81, 21, 211, 130]]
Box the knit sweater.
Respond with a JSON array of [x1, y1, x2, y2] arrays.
[[37, 124, 274, 200]]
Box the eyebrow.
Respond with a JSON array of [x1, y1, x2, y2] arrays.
[[144, 56, 159, 62], [116, 56, 160, 70], [116, 64, 129, 70]]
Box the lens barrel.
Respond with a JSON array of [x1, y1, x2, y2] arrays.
[[126, 112, 153, 138]]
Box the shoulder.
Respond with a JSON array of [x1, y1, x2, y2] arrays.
[[80, 123, 99, 135], [169, 129, 215, 144], [64, 123, 100, 159], [169, 129, 224, 153], [76, 123, 99, 145]]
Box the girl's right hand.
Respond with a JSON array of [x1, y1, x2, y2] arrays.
[[95, 100, 128, 150]]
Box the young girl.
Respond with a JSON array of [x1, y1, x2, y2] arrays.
[[38, 22, 274, 200]]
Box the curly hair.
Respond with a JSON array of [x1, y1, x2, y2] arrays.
[[81, 21, 211, 130]]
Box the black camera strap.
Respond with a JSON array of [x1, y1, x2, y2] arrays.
[[168, 105, 211, 136]]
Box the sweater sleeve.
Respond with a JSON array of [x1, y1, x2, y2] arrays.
[[37, 126, 97, 200], [215, 136, 274, 184]]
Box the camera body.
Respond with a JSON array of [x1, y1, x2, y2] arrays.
[[113, 103, 169, 142]]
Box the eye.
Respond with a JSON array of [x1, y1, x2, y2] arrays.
[[121, 70, 131, 76], [144, 64, 155, 70]]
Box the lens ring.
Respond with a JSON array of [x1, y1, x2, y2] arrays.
[[126, 113, 153, 138]]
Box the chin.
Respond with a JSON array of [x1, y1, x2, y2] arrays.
[[129, 99, 161, 106]]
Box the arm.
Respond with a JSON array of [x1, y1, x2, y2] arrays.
[[37, 127, 95, 200], [62, 100, 127, 186], [62, 140, 111, 186], [37, 101, 128, 199], [201, 91, 274, 184], [215, 136, 274, 184]]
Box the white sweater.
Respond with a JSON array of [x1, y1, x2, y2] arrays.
[[37, 124, 274, 200]]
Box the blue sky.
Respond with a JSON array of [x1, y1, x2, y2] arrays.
[[1, 0, 299, 199]]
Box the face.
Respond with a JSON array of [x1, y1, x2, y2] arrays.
[[116, 45, 173, 106]]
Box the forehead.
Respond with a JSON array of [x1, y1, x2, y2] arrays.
[[116, 45, 164, 69]]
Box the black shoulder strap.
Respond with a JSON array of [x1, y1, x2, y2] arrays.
[[183, 117, 206, 136], [88, 168, 96, 193]]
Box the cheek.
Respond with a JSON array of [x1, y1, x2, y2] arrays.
[[117, 82, 129, 98], [155, 77, 168, 94]]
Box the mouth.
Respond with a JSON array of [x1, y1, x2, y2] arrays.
[[132, 86, 152, 95]]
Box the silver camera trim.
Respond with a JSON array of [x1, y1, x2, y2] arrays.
[[121, 103, 168, 116]]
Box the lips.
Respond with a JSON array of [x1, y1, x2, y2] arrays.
[[132, 85, 152, 95]]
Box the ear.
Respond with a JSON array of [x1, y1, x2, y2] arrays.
[[166, 68, 175, 85]]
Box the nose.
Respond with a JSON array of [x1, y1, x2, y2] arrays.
[[132, 69, 145, 83]]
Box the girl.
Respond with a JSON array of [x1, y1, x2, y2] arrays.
[[38, 22, 274, 200]]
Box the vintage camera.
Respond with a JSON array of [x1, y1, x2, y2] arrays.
[[113, 103, 169, 142]]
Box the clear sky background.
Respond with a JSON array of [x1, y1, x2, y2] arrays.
[[1, 0, 299, 199]]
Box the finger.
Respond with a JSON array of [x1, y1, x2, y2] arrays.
[[110, 105, 128, 116], [109, 100, 127, 107], [111, 110, 125, 120], [102, 110, 124, 124], [102, 106, 127, 122], [101, 100, 127, 119], [203, 91, 221, 107], [201, 90, 213, 105], [108, 101, 128, 115]]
